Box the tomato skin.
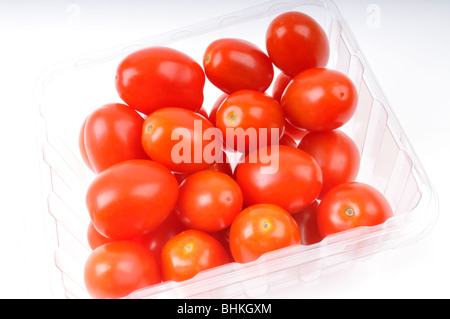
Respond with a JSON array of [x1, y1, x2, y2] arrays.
[[229, 204, 301, 263], [115, 46, 205, 115], [84, 241, 161, 299], [272, 72, 292, 103], [207, 93, 228, 125], [266, 11, 330, 77], [298, 130, 361, 198], [317, 182, 394, 237], [161, 229, 231, 282], [81, 103, 149, 174], [86, 160, 179, 240], [281, 68, 358, 132], [203, 38, 274, 94], [175, 170, 243, 233], [235, 145, 323, 214], [141, 107, 218, 174], [79, 118, 94, 172], [292, 201, 323, 246], [216, 90, 285, 154]]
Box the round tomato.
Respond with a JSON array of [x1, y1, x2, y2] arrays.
[[203, 38, 274, 94], [81, 103, 148, 174], [161, 229, 231, 282], [317, 182, 394, 237], [229, 204, 301, 263], [86, 160, 179, 240], [272, 72, 292, 103], [84, 241, 161, 299], [175, 170, 243, 233], [115, 46, 205, 115], [235, 145, 322, 214], [216, 90, 285, 154], [298, 130, 360, 198], [266, 11, 330, 77], [281, 68, 358, 132], [141, 107, 219, 174], [292, 201, 323, 246]]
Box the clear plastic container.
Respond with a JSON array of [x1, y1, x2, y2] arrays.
[[34, 0, 438, 299]]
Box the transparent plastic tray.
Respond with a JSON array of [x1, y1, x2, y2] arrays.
[[34, 0, 438, 299]]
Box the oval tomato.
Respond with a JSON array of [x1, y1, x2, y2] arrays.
[[298, 130, 361, 198], [115, 46, 205, 115], [317, 182, 394, 237], [86, 160, 179, 240], [161, 229, 231, 282], [292, 201, 323, 246], [203, 38, 274, 94], [175, 170, 243, 233], [235, 145, 322, 214], [84, 241, 161, 299], [229, 204, 301, 263], [141, 107, 219, 174], [266, 11, 330, 77], [81, 103, 148, 174], [216, 90, 285, 154], [281, 68, 358, 132]]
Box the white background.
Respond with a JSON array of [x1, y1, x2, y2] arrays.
[[0, 0, 449, 298]]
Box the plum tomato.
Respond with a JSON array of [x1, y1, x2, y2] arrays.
[[203, 38, 274, 94], [115, 46, 205, 115], [229, 204, 301, 263], [81, 103, 149, 174], [161, 229, 231, 282], [235, 145, 323, 215], [84, 241, 161, 299], [175, 170, 243, 233], [141, 107, 219, 174], [86, 160, 179, 240], [317, 182, 394, 237], [298, 130, 361, 198], [292, 201, 323, 246], [281, 68, 358, 132], [266, 11, 330, 77], [215, 90, 285, 154]]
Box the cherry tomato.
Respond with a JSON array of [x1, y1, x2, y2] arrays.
[[318, 182, 394, 237], [84, 241, 161, 299], [81, 103, 148, 174], [272, 72, 292, 103], [292, 201, 323, 246], [86, 160, 179, 240], [115, 46, 205, 115], [141, 107, 219, 174], [216, 90, 285, 154], [235, 145, 322, 214], [298, 130, 361, 198], [203, 38, 274, 94], [161, 229, 231, 282], [79, 118, 94, 172], [281, 68, 358, 132], [279, 133, 298, 148], [175, 170, 243, 233], [229, 204, 301, 263], [284, 121, 309, 142], [207, 93, 228, 125], [266, 11, 330, 77]]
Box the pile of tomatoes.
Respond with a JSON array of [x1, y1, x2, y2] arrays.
[[79, 11, 393, 299]]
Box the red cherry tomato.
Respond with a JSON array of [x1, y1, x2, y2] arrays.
[[86, 160, 179, 240], [216, 90, 285, 154], [141, 107, 219, 174], [207, 93, 228, 125], [203, 38, 274, 94], [161, 229, 231, 282], [281, 68, 358, 132], [266, 11, 330, 77], [272, 72, 292, 103], [318, 182, 394, 237], [292, 201, 323, 246], [175, 170, 243, 233], [235, 145, 322, 214], [84, 241, 161, 299], [81, 103, 148, 174], [298, 130, 361, 198], [79, 118, 94, 172], [115, 46, 205, 115], [229, 204, 301, 263]]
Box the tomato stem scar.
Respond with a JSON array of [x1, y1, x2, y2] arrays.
[[344, 207, 355, 217]]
